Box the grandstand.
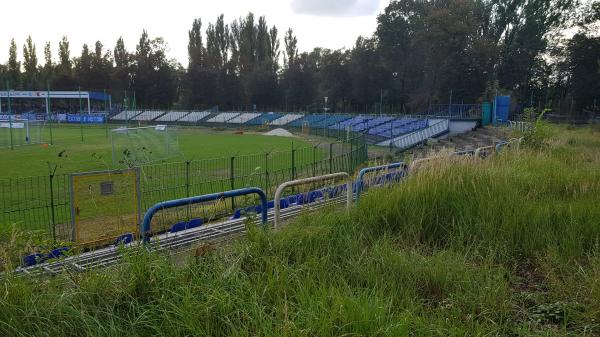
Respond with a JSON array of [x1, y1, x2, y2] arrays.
[[310, 115, 351, 128], [110, 110, 142, 121], [271, 114, 303, 126], [155, 111, 191, 122], [288, 114, 329, 127], [227, 113, 262, 124], [207, 112, 241, 123], [106, 108, 434, 146], [132, 111, 167, 121], [177, 111, 212, 123], [246, 113, 283, 125]]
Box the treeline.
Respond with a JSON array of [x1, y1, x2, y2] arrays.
[[1, 0, 599, 115]]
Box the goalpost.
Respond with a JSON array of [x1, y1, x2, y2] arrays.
[[0, 119, 46, 149], [110, 125, 179, 165]]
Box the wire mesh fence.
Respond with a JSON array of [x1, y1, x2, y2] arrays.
[[0, 135, 368, 244]]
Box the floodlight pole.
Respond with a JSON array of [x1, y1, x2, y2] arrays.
[[78, 87, 83, 142], [47, 82, 53, 145], [104, 89, 108, 138], [6, 81, 13, 150]]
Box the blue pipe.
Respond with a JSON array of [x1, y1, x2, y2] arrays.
[[356, 162, 406, 201], [141, 187, 268, 241]]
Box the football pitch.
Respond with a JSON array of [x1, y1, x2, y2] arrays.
[[0, 124, 313, 177]]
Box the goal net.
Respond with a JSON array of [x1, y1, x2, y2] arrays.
[[111, 125, 179, 165], [0, 119, 45, 148]]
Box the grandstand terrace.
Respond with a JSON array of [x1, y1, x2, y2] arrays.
[[155, 111, 191, 122], [207, 112, 241, 123], [177, 111, 212, 123], [271, 113, 303, 125], [227, 113, 262, 124]]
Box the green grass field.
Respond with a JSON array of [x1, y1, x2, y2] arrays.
[[0, 124, 312, 177], [1, 124, 598, 335]]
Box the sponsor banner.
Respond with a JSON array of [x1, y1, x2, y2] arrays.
[[0, 122, 25, 129], [0, 91, 90, 99], [66, 114, 106, 124]]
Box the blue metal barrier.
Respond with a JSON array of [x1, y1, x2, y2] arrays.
[[356, 162, 406, 201], [141, 187, 268, 241]]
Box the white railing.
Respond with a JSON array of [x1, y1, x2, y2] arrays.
[[273, 172, 352, 229], [379, 119, 450, 150], [508, 121, 533, 132]]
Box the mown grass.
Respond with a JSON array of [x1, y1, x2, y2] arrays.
[[0, 124, 598, 336], [0, 125, 312, 177]]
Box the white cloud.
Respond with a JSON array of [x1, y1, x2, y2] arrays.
[[291, 0, 381, 17]]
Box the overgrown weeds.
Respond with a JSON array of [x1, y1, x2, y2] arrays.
[[0, 125, 598, 336]]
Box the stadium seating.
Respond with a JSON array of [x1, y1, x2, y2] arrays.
[[207, 112, 241, 123], [155, 111, 192, 122], [245, 113, 283, 125], [329, 115, 374, 130], [178, 111, 213, 123], [288, 114, 329, 127], [227, 113, 262, 124], [353, 116, 395, 132], [132, 111, 167, 121], [110, 110, 143, 121], [368, 118, 429, 139], [309, 115, 351, 128], [271, 114, 304, 126]]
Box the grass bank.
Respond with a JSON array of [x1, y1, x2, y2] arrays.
[[0, 124, 598, 336]]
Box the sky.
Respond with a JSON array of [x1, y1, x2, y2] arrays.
[[0, 0, 386, 66]]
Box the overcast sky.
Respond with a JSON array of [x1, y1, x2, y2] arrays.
[[0, 0, 386, 66]]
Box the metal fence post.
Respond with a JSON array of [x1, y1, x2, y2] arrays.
[[312, 146, 317, 177], [49, 173, 56, 241], [329, 143, 333, 174], [291, 146, 296, 181], [185, 161, 190, 198], [350, 140, 354, 170], [264, 152, 269, 198], [230, 156, 235, 210]]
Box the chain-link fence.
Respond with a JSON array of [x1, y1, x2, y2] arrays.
[[0, 135, 368, 244]]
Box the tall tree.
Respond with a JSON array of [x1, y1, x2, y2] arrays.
[[22, 36, 38, 89], [112, 37, 130, 98], [7, 39, 20, 88], [75, 44, 92, 88], [132, 30, 179, 108], [54, 36, 74, 89], [42, 41, 54, 87]]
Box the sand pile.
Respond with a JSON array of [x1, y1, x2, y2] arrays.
[[263, 128, 296, 137]]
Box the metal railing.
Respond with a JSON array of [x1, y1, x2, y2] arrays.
[[141, 187, 268, 241], [356, 163, 407, 201], [384, 119, 450, 150], [273, 172, 352, 229], [508, 121, 533, 132]]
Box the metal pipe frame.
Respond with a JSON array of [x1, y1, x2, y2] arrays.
[[274, 172, 351, 229], [356, 162, 406, 201], [474, 146, 496, 158], [141, 187, 268, 241]]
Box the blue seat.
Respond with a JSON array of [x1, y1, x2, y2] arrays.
[[279, 199, 289, 209], [170, 221, 188, 233], [230, 209, 242, 220], [297, 194, 307, 205], [22, 253, 45, 267], [267, 200, 275, 209], [188, 218, 203, 229], [114, 233, 134, 246], [288, 195, 298, 205], [47, 247, 70, 260]]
